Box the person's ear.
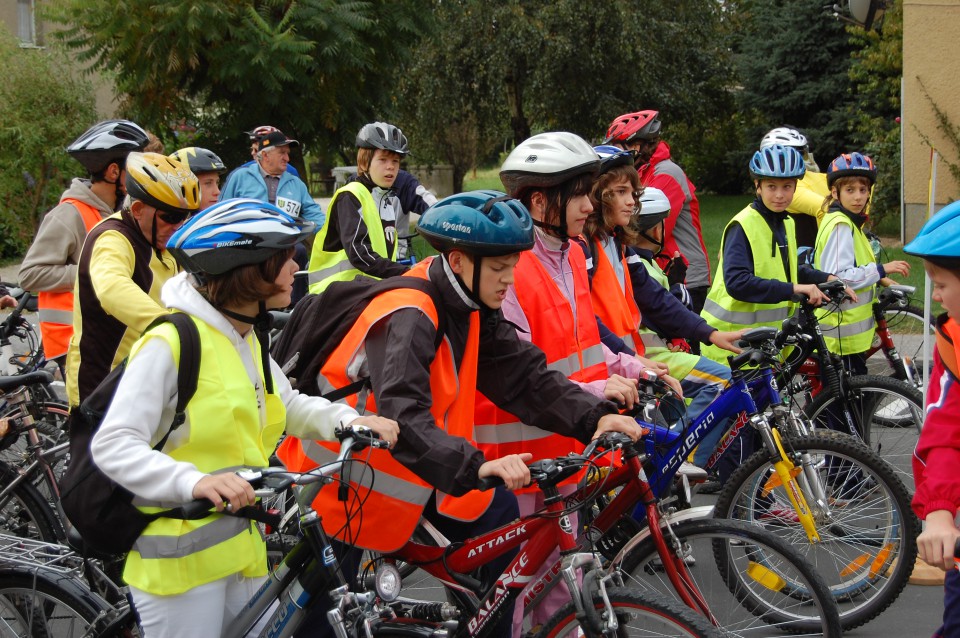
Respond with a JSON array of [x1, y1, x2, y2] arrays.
[[129, 200, 146, 221], [447, 250, 465, 275], [104, 162, 121, 183], [529, 191, 547, 219]]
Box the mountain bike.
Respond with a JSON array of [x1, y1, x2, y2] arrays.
[[377, 432, 839, 637]]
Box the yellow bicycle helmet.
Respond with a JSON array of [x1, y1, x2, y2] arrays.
[[125, 152, 201, 216]]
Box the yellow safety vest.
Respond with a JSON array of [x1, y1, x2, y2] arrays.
[[635, 259, 698, 379], [814, 212, 877, 354], [123, 316, 286, 596], [307, 181, 396, 294], [700, 205, 798, 363]]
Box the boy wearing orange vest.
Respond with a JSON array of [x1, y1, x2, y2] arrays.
[[278, 191, 644, 637], [19, 120, 148, 363], [905, 202, 960, 635]]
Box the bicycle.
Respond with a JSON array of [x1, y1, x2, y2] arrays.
[[376, 431, 839, 637], [0, 287, 45, 379], [773, 281, 924, 489]]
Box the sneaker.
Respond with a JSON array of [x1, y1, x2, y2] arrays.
[[758, 507, 800, 525], [678, 461, 708, 481]]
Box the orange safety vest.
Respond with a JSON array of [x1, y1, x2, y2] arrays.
[[589, 238, 644, 355], [936, 314, 960, 380], [276, 260, 492, 553], [38, 199, 103, 359], [474, 248, 608, 491]]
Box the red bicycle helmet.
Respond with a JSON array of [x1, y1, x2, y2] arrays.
[[602, 111, 661, 145]]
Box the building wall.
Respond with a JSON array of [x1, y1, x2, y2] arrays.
[[1, 0, 116, 117], [902, 0, 960, 240]]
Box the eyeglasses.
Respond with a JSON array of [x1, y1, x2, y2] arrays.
[[156, 209, 192, 225]]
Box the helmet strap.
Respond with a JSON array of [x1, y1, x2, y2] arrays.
[[220, 302, 275, 394], [640, 222, 664, 254], [532, 219, 568, 241], [150, 211, 163, 260]]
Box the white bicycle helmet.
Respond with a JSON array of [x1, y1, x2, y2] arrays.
[[760, 127, 808, 150], [66, 120, 149, 174], [499, 132, 600, 199]]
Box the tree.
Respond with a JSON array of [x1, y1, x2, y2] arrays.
[[848, 0, 903, 226], [47, 0, 433, 169], [733, 0, 858, 167], [0, 29, 96, 259]]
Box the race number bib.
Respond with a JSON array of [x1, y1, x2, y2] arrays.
[[275, 197, 302, 216]]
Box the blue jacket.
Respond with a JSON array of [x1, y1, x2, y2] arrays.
[[219, 163, 324, 230]]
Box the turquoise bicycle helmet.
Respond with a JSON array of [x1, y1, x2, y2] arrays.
[[904, 200, 960, 260], [418, 190, 534, 257], [167, 198, 315, 275], [749, 144, 806, 181], [827, 152, 877, 188]]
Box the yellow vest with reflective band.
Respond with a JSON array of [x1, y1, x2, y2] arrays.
[[307, 181, 396, 294], [700, 205, 798, 364], [123, 315, 286, 596], [37, 198, 103, 359], [813, 212, 877, 354], [635, 259, 698, 379]]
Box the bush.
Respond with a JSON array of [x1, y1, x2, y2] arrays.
[[0, 30, 97, 260]]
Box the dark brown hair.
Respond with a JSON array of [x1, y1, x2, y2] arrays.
[[198, 248, 294, 308], [517, 173, 595, 232]]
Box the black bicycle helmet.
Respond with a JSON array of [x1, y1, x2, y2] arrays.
[[418, 190, 534, 257], [169, 147, 227, 175], [66, 120, 149, 174], [356, 122, 410, 155]]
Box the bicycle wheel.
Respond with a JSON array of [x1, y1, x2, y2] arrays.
[[866, 305, 932, 381], [0, 462, 62, 542], [803, 375, 923, 491], [713, 430, 918, 631], [538, 586, 719, 637], [616, 518, 841, 637], [0, 568, 116, 638]]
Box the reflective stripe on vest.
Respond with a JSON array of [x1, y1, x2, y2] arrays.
[[277, 260, 491, 553], [700, 205, 798, 363], [307, 182, 396, 294], [37, 198, 102, 359], [814, 213, 878, 354], [474, 247, 606, 490], [123, 316, 282, 596], [589, 238, 644, 355]]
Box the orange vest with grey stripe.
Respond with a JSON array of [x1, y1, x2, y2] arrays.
[[474, 248, 607, 492], [37, 199, 102, 359], [588, 238, 644, 355], [276, 260, 492, 553]]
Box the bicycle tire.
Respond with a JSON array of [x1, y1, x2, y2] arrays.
[[0, 568, 117, 638], [867, 305, 931, 382], [713, 430, 918, 631], [615, 517, 841, 637], [803, 375, 923, 491], [537, 586, 720, 637], [0, 461, 62, 543]]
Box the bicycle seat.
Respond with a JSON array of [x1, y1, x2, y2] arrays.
[[737, 327, 778, 347], [0, 369, 53, 392], [66, 526, 119, 561]]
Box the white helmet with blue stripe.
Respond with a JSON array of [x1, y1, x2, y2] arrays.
[[166, 198, 314, 275]]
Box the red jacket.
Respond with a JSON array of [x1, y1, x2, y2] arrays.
[[637, 141, 710, 289], [912, 316, 960, 520]]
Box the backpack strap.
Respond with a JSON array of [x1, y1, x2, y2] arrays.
[[143, 313, 201, 449], [320, 276, 448, 402]]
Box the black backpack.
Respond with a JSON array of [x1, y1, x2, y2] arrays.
[[59, 314, 201, 555], [271, 275, 447, 400]]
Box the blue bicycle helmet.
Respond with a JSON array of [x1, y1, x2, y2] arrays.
[[904, 200, 960, 260], [827, 152, 877, 188], [594, 145, 635, 174], [167, 198, 315, 275], [749, 144, 806, 181], [417, 190, 534, 257]]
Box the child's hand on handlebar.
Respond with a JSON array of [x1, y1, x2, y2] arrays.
[[917, 510, 960, 571], [883, 260, 911, 278], [192, 472, 257, 513], [347, 415, 399, 449], [479, 453, 533, 490], [603, 375, 640, 410], [793, 283, 831, 306], [594, 413, 647, 442], [708, 329, 744, 354], [0, 295, 15, 309]]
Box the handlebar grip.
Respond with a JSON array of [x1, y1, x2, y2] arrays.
[[168, 498, 216, 520], [476, 476, 504, 491], [729, 349, 761, 370]]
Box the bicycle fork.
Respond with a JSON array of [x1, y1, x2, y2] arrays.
[[563, 552, 622, 637], [752, 414, 822, 543]]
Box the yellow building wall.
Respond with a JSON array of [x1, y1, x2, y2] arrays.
[[903, 0, 960, 239]]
